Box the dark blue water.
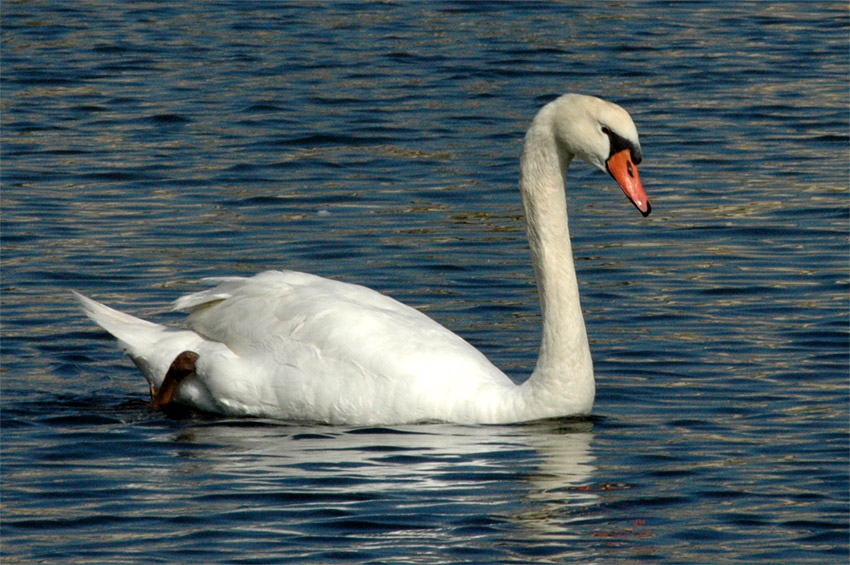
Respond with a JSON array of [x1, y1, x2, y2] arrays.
[[2, 1, 847, 562]]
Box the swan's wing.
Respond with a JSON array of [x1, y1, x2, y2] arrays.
[[168, 270, 516, 423], [173, 270, 505, 384]]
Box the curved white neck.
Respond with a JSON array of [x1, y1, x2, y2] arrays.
[[516, 104, 595, 417]]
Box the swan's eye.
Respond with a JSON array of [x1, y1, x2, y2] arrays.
[[601, 126, 611, 135]]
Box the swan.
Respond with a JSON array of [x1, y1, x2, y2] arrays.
[[74, 93, 650, 425]]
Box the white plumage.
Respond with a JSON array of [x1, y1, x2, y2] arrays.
[[76, 93, 650, 425]]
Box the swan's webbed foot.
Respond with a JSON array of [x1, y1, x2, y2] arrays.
[[151, 351, 199, 409]]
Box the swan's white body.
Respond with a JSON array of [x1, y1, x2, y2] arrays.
[[76, 93, 649, 425]]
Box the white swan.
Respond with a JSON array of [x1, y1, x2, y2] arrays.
[[75, 93, 650, 425]]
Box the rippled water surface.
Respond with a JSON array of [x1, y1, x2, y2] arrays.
[[2, 1, 848, 562]]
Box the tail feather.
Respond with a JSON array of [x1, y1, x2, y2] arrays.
[[73, 291, 208, 389], [72, 291, 166, 352]]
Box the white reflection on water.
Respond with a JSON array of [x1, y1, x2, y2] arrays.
[[136, 420, 598, 559]]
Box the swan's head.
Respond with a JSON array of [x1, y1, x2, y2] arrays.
[[550, 93, 650, 216]]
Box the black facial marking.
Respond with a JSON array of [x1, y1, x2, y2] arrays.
[[602, 126, 642, 164]]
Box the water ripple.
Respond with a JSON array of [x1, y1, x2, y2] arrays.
[[2, 1, 847, 563]]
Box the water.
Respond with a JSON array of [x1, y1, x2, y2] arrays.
[[2, 1, 847, 562]]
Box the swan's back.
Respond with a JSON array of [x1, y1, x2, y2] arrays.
[[176, 271, 515, 424]]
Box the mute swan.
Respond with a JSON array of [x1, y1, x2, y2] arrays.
[[75, 93, 650, 425]]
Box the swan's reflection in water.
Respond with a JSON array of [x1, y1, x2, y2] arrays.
[[160, 418, 597, 561]]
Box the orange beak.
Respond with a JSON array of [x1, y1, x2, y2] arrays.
[[606, 148, 651, 216]]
